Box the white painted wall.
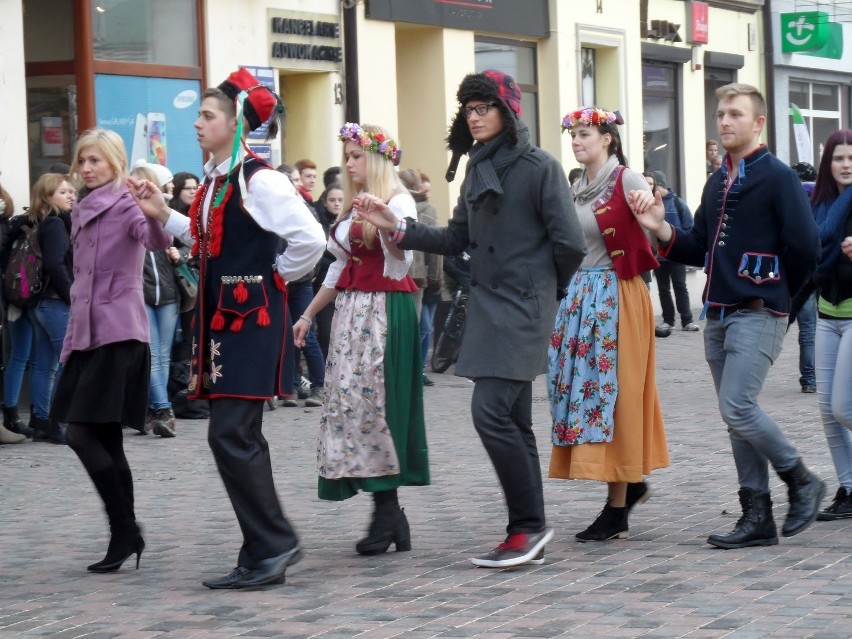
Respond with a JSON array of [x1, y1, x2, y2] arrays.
[[0, 0, 31, 209]]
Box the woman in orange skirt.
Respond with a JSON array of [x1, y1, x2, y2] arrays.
[[548, 107, 669, 541]]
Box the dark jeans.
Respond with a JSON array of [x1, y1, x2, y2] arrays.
[[470, 377, 545, 535], [796, 293, 816, 388], [654, 261, 693, 326], [287, 282, 325, 388], [208, 398, 298, 567]]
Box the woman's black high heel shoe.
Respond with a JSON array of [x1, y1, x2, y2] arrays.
[[356, 508, 411, 554], [88, 534, 145, 573]]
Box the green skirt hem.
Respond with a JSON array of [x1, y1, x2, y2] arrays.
[[318, 291, 430, 501]]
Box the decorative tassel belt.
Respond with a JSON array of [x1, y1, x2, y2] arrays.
[[220, 275, 264, 284]]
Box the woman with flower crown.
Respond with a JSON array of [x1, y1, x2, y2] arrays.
[[547, 107, 669, 542], [294, 123, 429, 555]]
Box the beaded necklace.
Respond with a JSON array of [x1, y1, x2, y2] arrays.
[[189, 175, 231, 258]]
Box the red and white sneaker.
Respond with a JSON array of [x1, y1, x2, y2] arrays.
[[470, 528, 553, 568]]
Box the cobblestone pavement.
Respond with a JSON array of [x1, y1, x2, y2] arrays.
[[2, 319, 850, 639]]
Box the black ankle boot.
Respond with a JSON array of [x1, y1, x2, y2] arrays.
[[87, 525, 145, 573], [777, 459, 826, 537], [2, 404, 33, 438], [817, 486, 852, 521], [575, 503, 628, 542], [707, 488, 778, 549], [356, 490, 411, 555], [30, 415, 65, 444], [626, 482, 652, 514], [86, 468, 144, 572]]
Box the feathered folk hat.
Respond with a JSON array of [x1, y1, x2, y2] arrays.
[[445, 70, 522, 181], [213, 67, 284, 207]]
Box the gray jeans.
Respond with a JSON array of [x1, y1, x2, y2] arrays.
[[816, 317, 852, 490], [704, 309, 800, 494]]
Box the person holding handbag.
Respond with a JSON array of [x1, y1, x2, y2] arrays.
[[130, 165, 182, 438]]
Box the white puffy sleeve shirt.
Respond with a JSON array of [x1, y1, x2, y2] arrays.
[[163, 160, 325, 282]]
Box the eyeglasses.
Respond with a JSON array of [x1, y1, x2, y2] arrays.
[[463, 103, 498, 119]]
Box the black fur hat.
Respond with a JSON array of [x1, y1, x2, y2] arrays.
[[447, 71, 520, 155], [445, 71, 521, 181]]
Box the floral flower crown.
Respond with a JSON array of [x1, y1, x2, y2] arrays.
[[561, 107, 624, 132], [338, 123, 402, 166]]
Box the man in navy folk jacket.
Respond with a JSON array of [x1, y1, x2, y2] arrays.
[[633, 83, 825, 550]]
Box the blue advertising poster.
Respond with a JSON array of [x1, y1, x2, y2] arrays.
[[94, 75, 202, 174], [239, 65, 277, 140]]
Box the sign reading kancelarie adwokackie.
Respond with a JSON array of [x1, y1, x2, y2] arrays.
[[268, 9, 343, 72]]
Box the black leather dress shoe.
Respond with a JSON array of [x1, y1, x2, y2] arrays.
[[202, 566, 252, 589], [239, 546, 303, 588]]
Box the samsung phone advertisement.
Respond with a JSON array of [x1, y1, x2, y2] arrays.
[[94, 75, 202, 174]]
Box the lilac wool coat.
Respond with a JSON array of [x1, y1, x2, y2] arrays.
[[60, 181, 171, 363]]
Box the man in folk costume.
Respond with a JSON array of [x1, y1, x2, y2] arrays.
[[132, 68, 325, 588], [354, 71, 587, 567]]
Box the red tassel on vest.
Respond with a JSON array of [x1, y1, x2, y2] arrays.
[[273, 271, 287, 291], [211, 311, 225, 331], [233, 281, 248, 303], [230, 316, 244, 332], [257, 307, 271, 327]]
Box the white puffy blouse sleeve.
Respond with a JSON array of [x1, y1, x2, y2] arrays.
[[243, 169, 326, 282], [381, 193, 414, 280]]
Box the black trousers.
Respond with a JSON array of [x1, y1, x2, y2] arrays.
[[471, 377, 545, 535], [654, 261, 694, 326], [208, 398, 298, 567]]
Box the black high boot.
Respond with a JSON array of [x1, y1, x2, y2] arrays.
[[2, 404, 33, 438], [355, 489, 411, 555], [777, 459, 826, 537], [707, 488, 778, 549], [86, 468, 144, 573], [575, 503, 629, 542]]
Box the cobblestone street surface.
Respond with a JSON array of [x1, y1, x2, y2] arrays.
[[2, 319, 850, 638]]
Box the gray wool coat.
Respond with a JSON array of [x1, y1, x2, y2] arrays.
[[399, 146, 586, 381]]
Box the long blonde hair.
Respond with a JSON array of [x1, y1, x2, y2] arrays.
[[71, 128, 128, 190], [28, 173, 69, 224], [339, 124, 406, 248]]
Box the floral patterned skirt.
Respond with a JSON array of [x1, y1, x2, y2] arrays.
[[548, 267, 619, 446], [548, 272, 669, 483], [317, 291, 430, 501]]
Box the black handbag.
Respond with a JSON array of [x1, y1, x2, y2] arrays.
[[174, 262, 199, 313]]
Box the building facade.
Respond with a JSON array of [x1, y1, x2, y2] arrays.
[[0, 0, 784, 221]]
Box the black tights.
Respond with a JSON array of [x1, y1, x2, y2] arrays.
[[66, 422, 135, 524], [66, 422, 128, 477]]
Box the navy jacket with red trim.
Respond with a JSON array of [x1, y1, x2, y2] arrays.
[[659, 146, 819, 315]]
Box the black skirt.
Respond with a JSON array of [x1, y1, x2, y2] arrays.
[[51, 340, 151, 430]]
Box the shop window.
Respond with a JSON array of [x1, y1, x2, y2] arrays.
[[581, 48, 596, 106], [704, 67, 735, 144], [789, 79, 848, 164], [91, 0, 198, 65], [26, 78, 78, 179], [642, 61, 682, 192], [475, 38, 539, 145]]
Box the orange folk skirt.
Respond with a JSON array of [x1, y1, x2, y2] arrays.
[[549, 275, 669, 483]]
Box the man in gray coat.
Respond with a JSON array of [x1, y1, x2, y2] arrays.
[[354, 70, 586, 568]]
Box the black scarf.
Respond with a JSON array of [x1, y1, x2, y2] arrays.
[[464, 121, 530, 203]]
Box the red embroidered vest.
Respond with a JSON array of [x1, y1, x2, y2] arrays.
[[592, 167, 659, 280], [333, 219, 418, 293]]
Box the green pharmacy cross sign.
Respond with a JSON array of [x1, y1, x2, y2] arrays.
[[780, 11, 843, 59]]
